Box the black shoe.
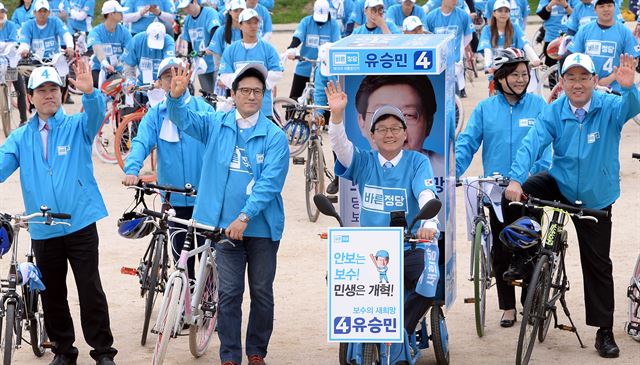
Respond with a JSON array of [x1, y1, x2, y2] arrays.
[[96, 357, 116, 365], [326, 178, 339, 195], [500, 310, 517, 328], [49, 354, 78, 365], [595, 328, 620, 358], [459, 89, 467, 98]]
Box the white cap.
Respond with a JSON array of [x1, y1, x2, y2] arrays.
[[561, 53, 596, 75], [0, 3, 6, 12], [33, 0, 50, 11], [233, 62, 268, 84], [402, 16, 423, 31], [239, 8, 260, 22], [364, 0, 384, 8], [318, 42, 333, 77], [156, 57, 187, 78], [146, 22, 166, 50], [404, 0, 417, 3], [493, 0, 511, 11], [229, 0, 247, 10], [101, 0, 128, 14], [176, 0, 195, 9], [313, 0, 330, 22], [28, 66, 63, 90]]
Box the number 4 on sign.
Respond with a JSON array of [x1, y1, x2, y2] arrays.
[[415, 51, 431, 70]]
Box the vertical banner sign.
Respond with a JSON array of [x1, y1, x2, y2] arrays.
[[327, 227, 404, 343]]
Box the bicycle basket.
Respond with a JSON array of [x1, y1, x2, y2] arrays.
[[283, 119, 310, 146], [117, 211, 155, 239], [499, 217, 541, 251], [101, 74, 125, 97], [0, 215, 13, 256]]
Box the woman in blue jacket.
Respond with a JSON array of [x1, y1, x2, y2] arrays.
[[455, 48, 551, 328]]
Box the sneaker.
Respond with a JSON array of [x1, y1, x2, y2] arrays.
[[326, 178, 339, 195], [595, 328, 620, 358], [247, 355, 266, 365], [49, 354, 77, 365]]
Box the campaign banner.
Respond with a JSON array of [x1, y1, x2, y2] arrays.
[[327, 227, 404, 343]]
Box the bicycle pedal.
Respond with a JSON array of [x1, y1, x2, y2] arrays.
[[463, 297, 475, 304], [326, 195, 338, 203], [120, 267, 139, 276], [42, 341, 55, 349], [292, 157, 305, 165], [558, 324, 576, 332], [510, 280, 523, 287]]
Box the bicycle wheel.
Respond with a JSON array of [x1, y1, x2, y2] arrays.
[[531, 26, 545, 60], [430, 305, 450, 365], [0, 84, 17, 138], [473, 221, 488, 337], [516, 256, 549, 365], [537, 64, 560, 102], [272, 96, 308, 157], [115, 111, 157, 183], [362, 343, 379, 365], [189, 261, 218, 357], [338, 342, 349, 365], [2, 302, 16, 365], [24, 287, 47, 357], [454, 95, 465, 138], [152, 279, 182, 365], [539, 247, 565, 342], [305, 139, 324, 222], [142, 235, 164, 346], [93, 110, 119, 164]]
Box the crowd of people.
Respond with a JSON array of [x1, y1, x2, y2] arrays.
[[0, 0, 639, 364]]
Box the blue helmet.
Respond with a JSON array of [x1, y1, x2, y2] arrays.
[[500, 217, 541, 251], [375, 250, 389, 259], [0, 215, 13, 256], [283, 120, 309, 146], [117, 212, 155, 239]]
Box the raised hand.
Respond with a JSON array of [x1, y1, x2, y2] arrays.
[[170, 63, 191, 98], [324, 80, 347, 124], [614, 53, 636, 89], [68, 58, 94, 95]]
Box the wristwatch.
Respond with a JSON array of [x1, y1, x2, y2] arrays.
[[238, 212, 250, 223]]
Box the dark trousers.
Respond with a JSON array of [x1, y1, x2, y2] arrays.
[[12, 75, 28, 123], [215, 236, 279, 363], [31, 223, 117, 360], [289, 73, 309, 101], [92, 69, 100, 89], [168, 206, 204, 279], [502, 172, 614, 328]]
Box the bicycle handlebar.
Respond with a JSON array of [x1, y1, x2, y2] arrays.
[[456, 174, 510, 187], [141, 208, 223, 236], [510, 196, 608, 222], [139, 181, 197, 196], [2, 206, 72, 225]]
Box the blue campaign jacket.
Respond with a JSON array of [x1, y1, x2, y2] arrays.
[[509, 87, 640, 209], [124, 95, 214, 207], [166, 93, 290, 241], [456, 92, 552, 177], [0, 90, 108, 239]]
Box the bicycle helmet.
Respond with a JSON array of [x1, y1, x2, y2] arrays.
[[283, 119, 310, 146], [0, 215, 13, 256], [499, 217, 541, 251], [492, 47, 528, 71], [117, 212, 155, 239], [546, 37, 563, 60]]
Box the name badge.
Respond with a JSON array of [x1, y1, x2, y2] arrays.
[[519, 118, 535, 127], [587, 132, 600, 144], [256, 154, 264, 164], [57, 145, 70, 156]]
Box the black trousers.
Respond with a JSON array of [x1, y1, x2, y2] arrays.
[[168, 206, 205, 279], [501, 172, 614, 328], [12, 75, 28, 123], [289, 73, 310, 101], [31, 223, 117, 360]]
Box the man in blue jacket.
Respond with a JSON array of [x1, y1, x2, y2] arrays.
[[166, 63, 289, 365], [503, 53, 640, 359], [0, 60, 117, 365]]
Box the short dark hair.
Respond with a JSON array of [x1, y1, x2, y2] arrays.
[[231, 67, 266, 92], [355, 75, 437, 137], [595, 0, 615, 6]]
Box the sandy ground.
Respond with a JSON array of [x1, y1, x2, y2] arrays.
[[2, 22, 640, 365]]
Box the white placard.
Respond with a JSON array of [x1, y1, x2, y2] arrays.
[[327, 227, 404, 343]]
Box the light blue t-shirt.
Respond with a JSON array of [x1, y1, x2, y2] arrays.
[[219, 39, 284, 117], [485, 0, 529, 30], [220, 125, 271, 238], [207, 26, 242, 56], [124, 0, 175, 34], [19, 18, 71, 58], [568, 21, 640, 91], [10, 6, 34, 27], [87, 23, 133, 71], [477, 23, 528, 53], [122, 32, 176, 84], [292, 15, 341, 77], [565, 2, 624, 34], [349, 0, 402, 25], [182, 6, 221, 74], [424, 7, 474, 62], [536, 0, 569, 42], [351, 20, 401, 35], [67, 0, 95, 32], [48, 0, 70, 21], [0, 21, 19, 43], [385, 3, 428, 28]]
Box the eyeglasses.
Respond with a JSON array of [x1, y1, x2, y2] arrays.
[[563, 75, 594, 84], [507, 73, 529, 81], [374, 126, 405, 135], [369, 6, 384, 14], [237, 87, 264, 96]]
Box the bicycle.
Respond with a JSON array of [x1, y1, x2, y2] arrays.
[[0, 206, 71, 364], [143, 208, 222, 364], [120, 182, 197, 346], [626, 152, 640, 341], [66, 31, 92, 96], [0, 43, 20, 138], [509, 197, 608, 365], [460, 174, 509, 337], [314, 194, 449, 365], [454, 94, 465, 138]]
